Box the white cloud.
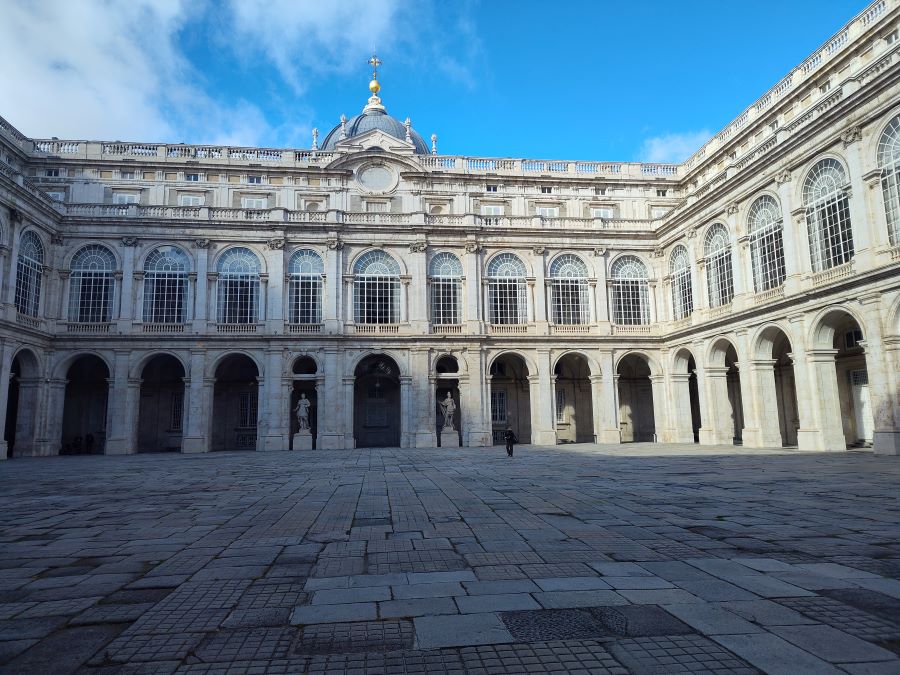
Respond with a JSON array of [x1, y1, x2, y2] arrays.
[[639, 130, 712, 163]]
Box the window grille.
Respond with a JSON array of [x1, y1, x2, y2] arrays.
[[803, 158, 854, 271], [428, 252, 463, 325], [490, 390, 507, 424], [143, 246, 189, 324], [850, 368, 868, 387], [68, 244, 116, 323], [549, 254, 589, 325], [669, 245, 693, 320], [216, 247, 260, 324], [14, 231, 44, 317], [704, 223, 734, 308], [610, 255, 650, 325], [487, 253, 527, 324], [170, 391, 184, 431], [353, 250, 400, 324], [238, 391, 258, 429], [555, 388, 566, 424], [288, 249, 324, 324], [748, 195, 786, 292], [877, 115, 900, 245]]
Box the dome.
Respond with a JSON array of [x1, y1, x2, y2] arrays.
[[321, 108, 429, 154]]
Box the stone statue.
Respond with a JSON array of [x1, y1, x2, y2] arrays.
[[439, 392, 457, 431], [294, 393, 311, 431]]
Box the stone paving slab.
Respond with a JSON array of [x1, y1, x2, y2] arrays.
[[0, 444, 899, 672]]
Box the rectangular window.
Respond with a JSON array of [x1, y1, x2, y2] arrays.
[[238, 391, 258, 429], [650, 206, 669, 218], [170, 392, 184, 431], [481, 205, 503, 215], [551, 279, 589, 325], [46, 191, 65, 201], [218, 277, 259, 324], [490, 390, 507, 424], [656, 189, 668, 197], [45, 168, 60, 177], [113, 193, 139, 204], [488, 279, 527, 324], [241, 197, 267, 209], [430, 278, 461, 325], [591, 207, 614, 219], [485, 185, 498, 192], [247, 175, 262, 184], [179, 194, 204, 206], [289, 276, 323, 324], [845, 328, 863, 350], [185, 173, 200, 182], [540, 186, 552, 194], [555, 388, 566, 424], [354, 277, 400, 324], [121, 170, 135, 179], [143, 272, 187, 324], [537, 206, 559, 218], [365, 201, 389, 212]]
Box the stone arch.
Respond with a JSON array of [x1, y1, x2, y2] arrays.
[[808, 305, 870, 350], [865, 106, 900, 164], [206, 350, 265, 379], [434, 354, 460, 375], [137, 242, 194, 271], [552, 349, 600, 377], [614, 349, 660, 376], [553, 352, 595, 443], [62, 240, 122, 270], [739, 189, 782, 225], [137, 354, 187, 453], [671, 346, 694, 373], [61, 354, 111, 454], [353, 353, 402, 448], [485, 250, 532, 277], [886, 292, 900, 337], [292, 355, 319, 375], [211, 244, 267, 273], [793, 152, 850, 207], [5, 348, 43, 457], [211, 353, 262, 451], [346, 349, 409, 379], [52, 350, 113, 380], [616, 352, 656, 442], [130, 350, 189, 380], [703, 337, 744, 445], [348, 247, 408, 276], [706, 336, 738, 368], [751, 321, 796, 360], [751, 323, 801, 447], [488, 351, 532, 445], [671, 346, 702, 444], [487, 349, 536, 376], [11, 347, 42, 376]]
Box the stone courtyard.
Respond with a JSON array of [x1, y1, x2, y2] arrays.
[[1, 444, 899, 674]]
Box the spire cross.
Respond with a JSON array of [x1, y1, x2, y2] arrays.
[[368, 54, 382, 79]]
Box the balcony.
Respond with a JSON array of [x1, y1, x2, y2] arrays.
[[611, 324, 655, 336], [489, 324, 530, 335], [142, 323, 186, 334], [287, 323, 322, 334], [351, 324, 400, 335], [752, 286, 786, 306], [216, 323, 258, 334], [810, 261, 854, 287], [549, 324, 591, 334], [431, 324, 463, 335], [15, 313, 42, 330], [64, 322, 113, 334]]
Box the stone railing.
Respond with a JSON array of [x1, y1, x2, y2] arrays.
[[432, 324, 463, 334], [216, 323, 258, 333], [416, 155, 676, 179], [611, 324, 656, 336], [489, 324, 530, 335], [287, 323, 322, 334], [810, 261, 855, 287], [352, 324, 400, 335], [15, 313, 42, 330], [753, 286, 786, 305], [64, 322, 113, 334], [550, 324, 591, 334], [142, 323, 185, 333]]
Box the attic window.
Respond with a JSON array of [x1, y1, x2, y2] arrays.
[[247, 175, 262, 184], [540, 186, 553, 194], [657, 189, 668, 197], [485, 185, 498, 193]]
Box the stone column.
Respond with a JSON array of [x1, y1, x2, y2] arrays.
[[647, 280, 658, 323], [531, 248, 548, 333], [595, 350, 619, 443], [775, 172, 802, 293], [742, 359, 784, 448], [263, 244, 285, 333], [883, 338, 900, 456], [36, 377, 67, 456], [464, 245, 482, 332], [529, 350, 556, 445], [343, 375, 356, 448], [400, 375, 413, 448], [259, 348, 288, 450], [463, 349, 491, 447], [798, 349, 846, 452], [0, 341, 12, 459], [117, 242, 136, 330], [649, 374, 666, 442], [842, 129, 875, 269], [2, 225, 20, 317], [192, 244, 209, 332], [104, 351, 133, 454], [323, 244, 342, 334], [318, 348, 346, 449], [702, 366, 732, 446], [725, 207, 749, 308], [668, 373, 695, 443], [407, 246, 428, 333], [594, 251, 610, 329], [411, 349, 436, 447], [859, 294, 899, 455], [11, 376, 41, 456], [182, 350, 210, 453], [692, 345, 713, 445]]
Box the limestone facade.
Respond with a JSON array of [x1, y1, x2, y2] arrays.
[[1, 0, 899, 458]]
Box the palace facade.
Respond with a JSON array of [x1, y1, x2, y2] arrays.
[[2, 1, 900, 458]]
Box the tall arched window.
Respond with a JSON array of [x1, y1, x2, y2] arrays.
[[704, 223, 734, 308], [69, 244, 116, 323], [803, 158, 853, 271], [15, 231, 44, 317], [216, 247, 260, 324], [288, 249, 324, 324], [748, 195, 786, 292], [429, 252, 463, 325], [877, 115, 900, 245], [487, 253, 527, 325], [549, 254, 589, 325], [610, 255, 649, 325], [353, 250, 400, 324], [143, 246, 189, 324], [670, 245, 693, 320]]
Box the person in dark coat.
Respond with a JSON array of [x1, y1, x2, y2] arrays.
[[504, 426, 518, 457]]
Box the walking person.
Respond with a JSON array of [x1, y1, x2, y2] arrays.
[[504, 426, 518, 457]]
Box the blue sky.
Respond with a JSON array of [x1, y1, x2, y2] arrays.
[[1, 0, 868, 162]]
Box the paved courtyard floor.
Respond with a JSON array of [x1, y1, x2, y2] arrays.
[[1, 443, 899, 674]]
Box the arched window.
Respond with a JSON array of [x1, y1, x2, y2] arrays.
[[669, 245, 693, 320], [429, 252, 463, 325], [487, 253, 527, 325], [216, 247, 260, 324], [704, 223, 734, 308], [288, 249, 324, 324], [14, 231, 44, 317], [803, 158, 853, 271], [748, 195, 786, 292], [549, 254, 589, 325], [143, 246, 189, 324], [610, 255, 649, 325], [69, 244, 116, 323], [353, 250, 400, 324], [877, 115, 900, 245]]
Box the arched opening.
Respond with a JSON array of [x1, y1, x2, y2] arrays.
[[554, 354, 594, 443], [617, 354, 655, 442], [211, 355, 259, 451], [725, 345, 745, 444], [688, 356, 701, 442], [61, 355, 110, 454], [821, 312, 874, 447], [705, 341, 744, 445], [672, 349, 702, 444], [5, 350, 40, 457], [489, 354, 531, 445], [291, 357, 318, 450], [138, 355, 186, 453], [354, 355, 401, 448], [435, 356, 461, 447]]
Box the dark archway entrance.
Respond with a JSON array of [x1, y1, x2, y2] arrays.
[[725, 345, 744, 444], [554, 353, 594, 443], [212, 354, 259, 451], [138, 355, 186, 452], [61, 355, 110, 454], [688, 355, 702, 443], [354, 355, 401, 448], [489, 354, 531, 445], [772, 333, 800, 447], [617, 354, 655, 442]]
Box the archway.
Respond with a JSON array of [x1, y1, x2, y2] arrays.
[[671, 349, 701, 444], [771, 332, 800, 446], [138, 355, 186, 452], [291, 356, 318, 450], [5, 351, 41, 457], [489, 354, 531, 445], [706, 340, 744, 445], [617, 354, 655, 442], [61, 355, 110, 454], [435, 356, 461, 447], [725, 345, 744, 444], [354, 355, 401, 448], [554, 353, 594, 443], [211, 354, 259, 451]]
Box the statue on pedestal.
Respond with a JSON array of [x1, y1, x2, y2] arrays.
[[439, 392, 457, 431], [294, 393, 311, 431]]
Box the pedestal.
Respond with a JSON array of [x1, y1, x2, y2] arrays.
[[440, 427, 460, 448], [292, 430, 313, 451]]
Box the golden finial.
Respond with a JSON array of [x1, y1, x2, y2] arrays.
[[363, 53, 385, 112]]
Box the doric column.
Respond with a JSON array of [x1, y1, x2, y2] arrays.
[[407, 243, 428, 333], [400, 375, 413, 447], [259, 348, 288, 450], [859, 293, 899, 455], [649, 374, 665, 442], [529, 350, 556, 445], [399, 276, 410, 324], [263, 241, 285, 332], [668, 373, 695, 444], [11, 376, 41, 456], [595, 350, 619, 442], [742, 359, 784, 448], [701, 366, 732, 446], [464, 242, 482, 332], [117, 240, 136, 329], [104, 351, 134, 454], [181, 350, 210, 453], [192, 241, 209, 332], [0, 341, 13, 458], [725, 205, 749, 308], [798, 349, 846, 451], [691, 344, 713, 444], [463, 348, 491, 447], [323, 241, 342, 333], [2, 222, 20, 314], [531, 247, 548, 333], [411, 349, 436, 447], [647, 280, 658, 323], [318, 348, 346, 449], [343, 375, 356, 448], [593, 249, 610, 328], [37, 378, 67, 456]]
